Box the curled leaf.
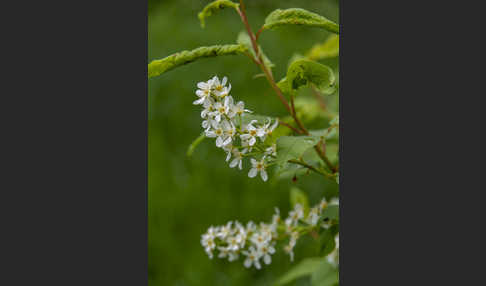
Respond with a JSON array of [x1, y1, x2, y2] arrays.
[[198, 0, 239, 28], [148, 44, 247, 78], [262, 8, 339, 34], [277, 59, 335, 95]]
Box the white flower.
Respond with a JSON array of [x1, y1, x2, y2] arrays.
[[258, 243, 276, 265], [285, 204, 304, 226], [217, 246, 230, 259], [259, 222, 273, 237], [212, 76, 231, 97], [248, 157, 268, 181], [257, 118, 278, 141], [326, 234, 339, 266], [201, 234, 216, 259], [205, 120, 226, 148], [246, 221, 256, 232], [223, 144, 235, 162], [226, 235, 241, 251], [272, 208, 280, 225], [264, 143, 277, 157], [250, 231, 271, 248], [241, 137, 253, 153], [330, 197, 339, 206], [235, 224, 248, 248], [240, 120, 259, 146], [229, 149, 244, 170], [318, 197, 328, 213], [217, 221, 233, 239], [221, 120, 236, 146], [242, 246, 262, 269], [210, 96, 235, 122], [233, 100, 252, 115], [200, 99, 215, 119], [284, 244, 295, 262], [306, 207, 320, 226], [228, 251, 239, 262], [194, 79, 214, 106], [218, 85, 232, 98]]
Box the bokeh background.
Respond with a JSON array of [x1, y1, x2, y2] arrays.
[[148, 0, 339, 285]]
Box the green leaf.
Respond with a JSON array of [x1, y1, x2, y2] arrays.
[[148, 44, 247, 78], [306, 35, 339, 61], [237, 31, 274, 69], [319, 225, 339, 256], [321, 205, 339, 221], [275, 135, 320, 166], [275, 257, 322, 286], [262, 8, 339, 34], [186, 132, 206, 157], [290, 187, 309, 215], [311, 260, 339, 286], [198, 0, 239, 28], [277, 59, 335, 96]]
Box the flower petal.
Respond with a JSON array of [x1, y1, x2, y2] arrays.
[[248, 168, 258, 178], [261, 170, 268, 182]]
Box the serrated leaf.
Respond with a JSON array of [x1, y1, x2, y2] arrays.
[[263, 8, 339, 34], [311, 260, 338, 286], [237, 31, 274, 69], [186, 132, 206, 157], [277, 59, 335, 96], [275, 257, 322, 286], [290, 187, 309, 215], [198, 0, 239, 28], [148, 44, 247, 78], [274, 163, 307, 180], [306, 35, 339, 61], [275, 135, 320, 166]]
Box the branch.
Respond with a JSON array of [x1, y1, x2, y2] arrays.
[[288, 159, 335, 180], [278, 119, 304, 135], [314, 140, 338, 173]]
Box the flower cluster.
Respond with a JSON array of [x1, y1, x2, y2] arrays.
[[193, 76, 278, 181], [201, 197, 339, 269]]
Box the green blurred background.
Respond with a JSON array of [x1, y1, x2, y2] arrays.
[[148, 1, 339, 285]]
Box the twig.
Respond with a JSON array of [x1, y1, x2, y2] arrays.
[[290, 95, 309, 135], [314, 140, 338, 173], [279, 120, 303, 135], [311, 85, 327, 111], [288, 159, 335, 179]]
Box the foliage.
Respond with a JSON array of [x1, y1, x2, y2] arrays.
[[262, 8, 339, 34], [148, 44, 247, 78], [198, 0, 239, 28], [277, 59, 335, 96]]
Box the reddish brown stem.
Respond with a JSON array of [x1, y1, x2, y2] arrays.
[[236, 2, 292, 114], [279, 120, 304, 135], [290, 95, 309, 135]]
